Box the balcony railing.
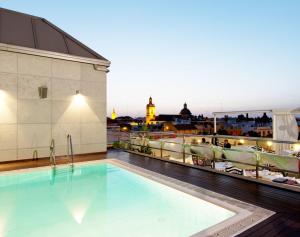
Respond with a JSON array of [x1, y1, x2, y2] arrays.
[[107, 128, 300, 191]]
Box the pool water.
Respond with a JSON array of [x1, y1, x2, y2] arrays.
[[0, 163, 235, 237]]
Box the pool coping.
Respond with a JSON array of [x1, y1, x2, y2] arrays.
[[0, 159, 274, 237]]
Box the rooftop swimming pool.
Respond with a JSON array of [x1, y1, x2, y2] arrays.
[[0, 160, 272, 237]]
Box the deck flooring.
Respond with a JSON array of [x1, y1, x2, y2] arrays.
[[0, 153, 107, 172], [0, 149, 299, 236]]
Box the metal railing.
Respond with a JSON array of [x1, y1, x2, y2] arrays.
[[110, 130, 300, 189], [107, 126, 130, 146]]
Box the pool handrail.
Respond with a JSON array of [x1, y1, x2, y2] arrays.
[[67, 134, 74, 168], [50, 139, 56, 167]]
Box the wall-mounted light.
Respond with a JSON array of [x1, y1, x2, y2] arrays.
[[266, 141, 273, 147], [73, 90, 85, 107], [38, 86, 48, 99], [239, 139, 245, 144]]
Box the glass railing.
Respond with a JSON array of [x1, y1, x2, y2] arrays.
[[108, 129, 300, 190]]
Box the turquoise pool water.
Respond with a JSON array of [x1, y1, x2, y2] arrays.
[[0, 163, 235, 237]]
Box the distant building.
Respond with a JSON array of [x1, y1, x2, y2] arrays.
[[111, 108, 117, 120], [163, 123, 197, 134], [156, 114, 180, 122], [146, 97, 156, 124], [179, 102, 192, 119], [157, 102, 193, 125], [195, 120, 215, 135], [256, 126, 273, 137]]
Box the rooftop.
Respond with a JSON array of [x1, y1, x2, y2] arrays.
[[174, 124, 197, 130], [0, 7, 108, 61]]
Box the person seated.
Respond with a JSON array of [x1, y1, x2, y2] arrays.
[[223, 139, 231, 149], [201, 138, 206, 144]]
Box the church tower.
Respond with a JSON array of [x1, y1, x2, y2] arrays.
[[111, 108, 117, 120], [146, 97, 156, 124]]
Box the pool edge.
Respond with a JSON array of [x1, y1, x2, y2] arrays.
[[0, 158, 275, 237]]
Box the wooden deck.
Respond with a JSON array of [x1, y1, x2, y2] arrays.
[[0, 153, 107, 172], [0, 149, 299, 236]]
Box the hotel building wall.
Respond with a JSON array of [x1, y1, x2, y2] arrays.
[[0, 50, 107, 162]]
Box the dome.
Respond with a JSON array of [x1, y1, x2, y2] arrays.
[[180, 103, 192, 116]]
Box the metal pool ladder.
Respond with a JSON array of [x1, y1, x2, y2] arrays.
[[67, 134, 74, 168], [50, 139, 56, 167]]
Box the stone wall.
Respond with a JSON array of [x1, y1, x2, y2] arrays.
[[0, 50, 107, 161]]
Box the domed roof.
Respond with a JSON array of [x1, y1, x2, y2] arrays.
[[180, 103, 192, 116]]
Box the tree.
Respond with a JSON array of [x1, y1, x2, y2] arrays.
[[140, 124, 148, 131]]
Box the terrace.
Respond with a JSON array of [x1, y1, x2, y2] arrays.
[[0, 149, 299, 236], [108, 129, 300, 191], [0, 6, 299, 237]]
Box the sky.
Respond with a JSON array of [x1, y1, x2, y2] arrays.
[[1, 0, 300, 117]]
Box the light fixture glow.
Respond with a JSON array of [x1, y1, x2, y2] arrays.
[[294, 144, 300, 152], [73, 92, 85, 107], [267, 141, 273, 147], [239, 139, 245, 144]]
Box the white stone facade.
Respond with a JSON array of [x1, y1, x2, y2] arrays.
[[0, 50, 107, 161]]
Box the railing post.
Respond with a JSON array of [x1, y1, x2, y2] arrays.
[[160, 140, 163, 158], [128, 132, 131, 150], [212, 146, 216, 169], [182, 135, 186, 163], [118, 128, 120, 144], [213, 115, 217, 133], [255, 140, 259, 179]]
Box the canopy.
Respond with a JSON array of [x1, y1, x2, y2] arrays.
[[273, 108, 299, 142]]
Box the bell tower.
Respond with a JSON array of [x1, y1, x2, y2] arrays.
[[146, 97, 156, 124], [111, 108, 117, 120]]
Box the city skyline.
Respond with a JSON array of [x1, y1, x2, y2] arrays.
[[112, 96, 274, 119], [1, 0, 300, 117]]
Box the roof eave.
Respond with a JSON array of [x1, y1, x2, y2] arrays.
[[0, 42, 111, 70]]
